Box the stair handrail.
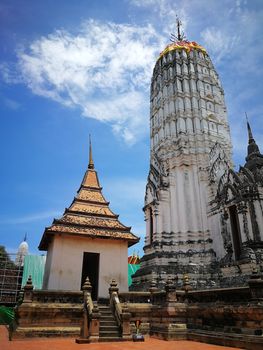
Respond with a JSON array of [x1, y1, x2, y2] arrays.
[[82, 277, 93, 320], [86, 291, 94, 316], [113, 293, 122, 327], [109, 279, 122, 326], [80, 277, 100, 342], [109, 279, 131, 340]]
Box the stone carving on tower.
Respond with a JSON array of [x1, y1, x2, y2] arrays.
[[210, 121, 263, 286], [132, 19, 233, 290]]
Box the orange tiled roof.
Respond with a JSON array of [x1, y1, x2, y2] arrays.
[[128, 255, 140, 264], [39, 146, 139, 250]]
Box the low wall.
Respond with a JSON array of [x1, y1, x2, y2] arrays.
[[12, 275, 263, 348], [13, 290, 83, 339], [120, 281, 263, 348]]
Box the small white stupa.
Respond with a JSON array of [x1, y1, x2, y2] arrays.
[[15, 234, 29, 266]]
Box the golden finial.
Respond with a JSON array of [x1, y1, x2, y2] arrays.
[[88, 134, 94, 169]]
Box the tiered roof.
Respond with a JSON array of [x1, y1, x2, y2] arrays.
[[39, 141, 139, 250]]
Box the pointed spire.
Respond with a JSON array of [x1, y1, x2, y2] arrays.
[[170, 16, 186, 42], [247, 121, 254, 143], [245, 115, 260, 155], [246, 112, 254, 144], [244, 115, 263, 170], [24, 233, 27, 242], [88, 134, 94, 169], [177, 16, 182, 41]]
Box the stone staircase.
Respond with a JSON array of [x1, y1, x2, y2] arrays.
[[98, 303, 122, 342]]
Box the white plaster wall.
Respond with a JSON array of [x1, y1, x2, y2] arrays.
[[43, 235, 128, 298], [161, 166, 209, 236]]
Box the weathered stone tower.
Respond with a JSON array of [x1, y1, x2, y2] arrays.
[[132, 30, 233, 289], [209, 121, 263, 286]]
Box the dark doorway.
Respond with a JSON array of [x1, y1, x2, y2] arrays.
[[229, 205, 242, 260], [81, 252, 100, 300]]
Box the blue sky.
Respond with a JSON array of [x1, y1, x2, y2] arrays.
[[0, 0, 262, 257]]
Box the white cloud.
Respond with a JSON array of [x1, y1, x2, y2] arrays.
[[2, 0, 262, 152], [3, 20, 164, 144], [200, 28, 240, 64]]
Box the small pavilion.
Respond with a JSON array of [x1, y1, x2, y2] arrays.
[[39, 140, 139, 299]]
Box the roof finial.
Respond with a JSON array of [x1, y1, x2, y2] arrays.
[[24, 233, 27, 242], [245, 112, 254, 143], [170, 16, 186, 42], [177, 16, 182, 41], [244, 114, 263, 166], [88, 134, 94, 169]]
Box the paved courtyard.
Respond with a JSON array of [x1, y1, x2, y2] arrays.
[[1, 327, 241, 350]]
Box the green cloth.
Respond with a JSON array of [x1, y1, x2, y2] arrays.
[[22, 255, 46, 289], [0, 306, 14, 325], [128, 264, 140, 286]]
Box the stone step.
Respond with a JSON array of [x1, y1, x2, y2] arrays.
[[100, 320, 117, 327], [100, 326, 119, 332], [97, 303, 121, 341], [99, 310, 113, 314], [99, 337, 124, 342], [100, 333, 120, 338], [100, 312, 113, 316], [100, 327, 119, 333], [100, 315, 115, 321], [100, 313, 115, 318], [100, 320, 118, 327], [100, 328, 120, 333]]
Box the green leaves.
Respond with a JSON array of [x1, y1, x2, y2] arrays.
[[0, 306, 15, 325]]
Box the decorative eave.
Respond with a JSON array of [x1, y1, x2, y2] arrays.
[[64, 208, 119, 219], [72, 197, 110, 206], [52, 214, 132, 231], [38, 138, 139, 251], [39, 227, 139, 250]]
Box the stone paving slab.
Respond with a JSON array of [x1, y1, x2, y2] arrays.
[[0, 327, 242, 350]]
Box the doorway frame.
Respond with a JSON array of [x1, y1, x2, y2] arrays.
[[81, 252, 100, 300]]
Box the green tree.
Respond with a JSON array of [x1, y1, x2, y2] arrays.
[[0, 245, 15, 269]]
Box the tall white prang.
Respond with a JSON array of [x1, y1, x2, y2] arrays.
[[132, 38, 233, 290]]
